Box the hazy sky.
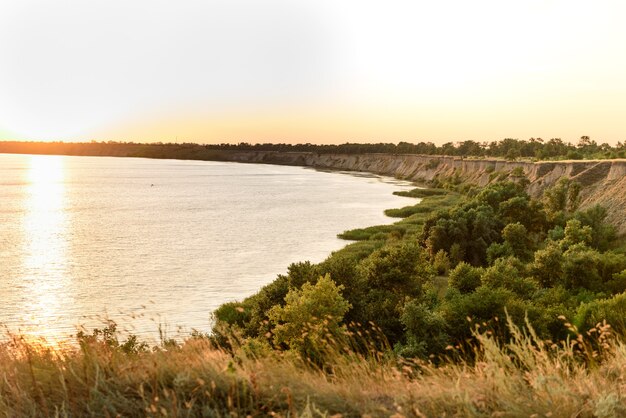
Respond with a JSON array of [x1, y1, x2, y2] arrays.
[[1, 0, 625, 144]]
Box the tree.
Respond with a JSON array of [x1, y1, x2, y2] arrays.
[[561, 219, 593, 250], [432, 249, 451, 275], [505, 148, 520, 161], [561, 244, 601, 291], [486, 242, 513, 264], [398, 301, 449, 358], [357, 242, 434, 343], [215, 261, 321, 339], [422, 204, 500, 266], [448, 262, 482, 294], [574, 205, 615, 251], [359, 242, 433, 294], [502, 222, 533, 261], [481, 257, 538, 298], [269, 274, 351, 357], [543, 179, 581, 220], [449, 243, 465, 267], [532, 242, 564, 287]]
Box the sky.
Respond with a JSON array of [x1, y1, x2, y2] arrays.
[[1, 0, 625, 145]]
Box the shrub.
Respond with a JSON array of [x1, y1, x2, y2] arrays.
[[575, 292, 626, 332], [448, 262, 482, 294], [562, 244, 602, 291], [269, 274, 351, 359], [426, 159, 441, 169], [393, 188, 447, 198], [357, 242, 434, 343], [433, 249, 451, 275], [482, 257, 538, 298], [562, 219, 593, 249], [532, 242, 564, 287], [398, 301, 449, 358], [502, 222, 533, 261], [606, 270, 626, 295]]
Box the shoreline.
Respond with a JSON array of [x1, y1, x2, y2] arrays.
[[2, 142, 624, 234]]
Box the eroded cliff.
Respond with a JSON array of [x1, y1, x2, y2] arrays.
[[224, 151, 626, 235]]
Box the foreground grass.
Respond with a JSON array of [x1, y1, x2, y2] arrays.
[[2, 319, 626, 417]]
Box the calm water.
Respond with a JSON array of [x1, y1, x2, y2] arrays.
[[0, 154, 414, 342]]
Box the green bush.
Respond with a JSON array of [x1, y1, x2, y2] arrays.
[[397, 300, 449, 358], [269, 274, 351, 359], [481, 257, 538, 298], [575, 292, 626, 332], [357, 242, 434, 343], [532, 242, 564, 287], [433, 249, 451, 275], [562, 244, 602, 291], [448, 262, 482, 294]]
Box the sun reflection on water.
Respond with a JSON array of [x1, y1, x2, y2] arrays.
[[19, 155, 72, 342]]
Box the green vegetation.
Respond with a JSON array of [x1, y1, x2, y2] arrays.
[[392, 187, 447, 198], [268, 274, 351, 362], [215, 176, 626, 364], [384, 194, 458, 218]]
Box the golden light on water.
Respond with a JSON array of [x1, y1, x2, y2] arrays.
[[18, 155, 72, 341]]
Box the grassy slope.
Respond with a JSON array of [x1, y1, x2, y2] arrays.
[[2, 319, 625, 417]]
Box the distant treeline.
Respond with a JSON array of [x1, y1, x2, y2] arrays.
[[1, 136, 625, 160], [206, 136, 625, 160]]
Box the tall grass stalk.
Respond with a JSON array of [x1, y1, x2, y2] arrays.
[[0, 318, 625, 417]]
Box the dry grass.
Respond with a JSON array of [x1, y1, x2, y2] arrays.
[[0, 318, 625, 417]]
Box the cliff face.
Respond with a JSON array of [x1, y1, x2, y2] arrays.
[[224, 151, 626, 235]]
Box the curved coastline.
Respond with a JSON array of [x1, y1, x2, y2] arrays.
[[1, 141, 624, 234]]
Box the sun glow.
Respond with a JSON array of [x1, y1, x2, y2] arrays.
[[18, 155, 73, 342], [2, 1, 626, 143]]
